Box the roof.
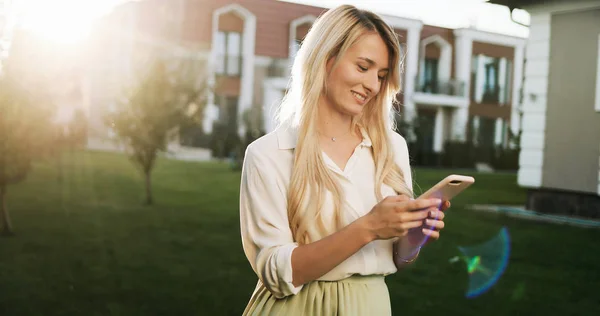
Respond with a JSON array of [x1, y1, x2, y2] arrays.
[[487, 0, 562, 10]]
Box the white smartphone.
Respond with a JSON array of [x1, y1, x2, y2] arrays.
[[417, 174, 475, 201]]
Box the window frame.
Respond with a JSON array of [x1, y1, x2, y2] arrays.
[[216, 31, 243, 77], [595, 33, 600, 112]]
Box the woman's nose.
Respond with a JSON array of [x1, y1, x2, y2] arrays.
[[363, 72, 380, 95]]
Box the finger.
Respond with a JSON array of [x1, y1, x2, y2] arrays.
[[399, 220, 426, 231], [441, 200, 451, 211], [406, 198, 442, 211], [425, 219, 445, 231], [386, 194, 411, 203], [398, 209, 430, 222], [422, 228, 440, 240], [428, 209, 445, 220]]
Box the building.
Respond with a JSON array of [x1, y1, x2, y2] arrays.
[[84, 0, 526, 166], [489, 0, 600, 217], [0, 0, 16, 63]]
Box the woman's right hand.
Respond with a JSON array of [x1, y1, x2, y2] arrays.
[[361, 195, 442, 241]]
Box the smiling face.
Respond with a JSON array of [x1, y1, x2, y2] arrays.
[[321, 32, 391, 118]]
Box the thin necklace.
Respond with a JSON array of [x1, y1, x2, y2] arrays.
[[320, 127, 352, 142]]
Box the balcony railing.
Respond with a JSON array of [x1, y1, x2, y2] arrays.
[[266, 61, 290, 78], [415, 77, 466, 97], [481, 87, 501, 104], [215, 55, 243, 77]]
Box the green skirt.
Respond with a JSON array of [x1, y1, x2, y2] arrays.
[[243, 275, 391, 316]]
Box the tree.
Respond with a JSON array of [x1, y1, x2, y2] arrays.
[[0, 78, 59, 236], [0, 31, 63, 236], [105, 56, 209, 205]]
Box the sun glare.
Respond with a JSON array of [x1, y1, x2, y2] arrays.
[[15, 0, 127, 44]]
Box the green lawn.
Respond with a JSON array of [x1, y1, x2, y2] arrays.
[[1, 150, 598, 315]]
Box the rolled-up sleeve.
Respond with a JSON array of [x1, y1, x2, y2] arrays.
[[239, 144, 303, 298]]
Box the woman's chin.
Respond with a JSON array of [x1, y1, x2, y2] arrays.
[[339, 103, 364, 116], [347, 107, 364, 117]]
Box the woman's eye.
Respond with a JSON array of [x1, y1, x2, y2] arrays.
[[358, 65, 367, 71]]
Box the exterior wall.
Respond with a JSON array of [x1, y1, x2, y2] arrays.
[[526, 188, 600, 218], [472, 41, 515, 59], [542, 8, 600, 194], [469, 41, 515, 148], [420, 25, 456, 77], [518, 1, 600, 195], [414, 25, 523, 154], [219, 11, 245, 32], [517, 12, 550, 188], [468, 103, 511, 120], [296, 23, 311, 40], [505, 0, 600, 217], [84, 0, 527, 163], [451, 29, 525, 145], [182, 0, 324, 58]]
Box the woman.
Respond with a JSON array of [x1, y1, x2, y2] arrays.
[[239, 4, 449, 315]]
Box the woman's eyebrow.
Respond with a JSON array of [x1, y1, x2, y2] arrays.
[[358, 57, 389, 71]]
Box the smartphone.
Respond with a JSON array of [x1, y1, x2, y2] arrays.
[[417, 174, 475, 201]]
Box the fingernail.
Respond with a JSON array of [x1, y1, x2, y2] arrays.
[[430, 210, 436, 218], [433, 198, 442, 205]]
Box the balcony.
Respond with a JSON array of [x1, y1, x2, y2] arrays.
[[266, 60, 290, 78], [215, 54, 243, 77], [413, 77, 469, 107], [415, 77, 466, 97], [481, 87, 501, 104], [472, 82, 510, 105]]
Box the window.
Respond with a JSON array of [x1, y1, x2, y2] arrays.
[[216, 95, 239, 126], [472, 55, 514, 105], [503, 59, 512, 104], [216, 31, 242, 76], [483, 60, 499, 103], [423, 58, 439, 93], [399, 43, 405, 65], [290, 38, 302, 60]]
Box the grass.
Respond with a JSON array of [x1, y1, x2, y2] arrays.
[[0, 150, 598, 315]]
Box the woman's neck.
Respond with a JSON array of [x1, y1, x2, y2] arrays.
[[317, 100, 354, 139]]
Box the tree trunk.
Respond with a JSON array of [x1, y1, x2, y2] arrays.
[[0, 185, 14, 236], [144, 170, 153, 205]]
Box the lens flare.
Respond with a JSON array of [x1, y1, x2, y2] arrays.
[[451, 227, 510, 298]]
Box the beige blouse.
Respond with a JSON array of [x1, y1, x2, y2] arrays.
[[239, 125, 413, 299]]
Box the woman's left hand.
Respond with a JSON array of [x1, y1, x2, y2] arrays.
[[408, 200, 450, 246]]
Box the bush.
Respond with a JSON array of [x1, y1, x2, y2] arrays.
[[438, 142, 519, 171], [68, 109, 88, 148], [179, 125, 211, 148], [441, 141, 476, 169], [230, 128, 265, 170], [209, 122, 241, 160], [491, 146, 519, 171]]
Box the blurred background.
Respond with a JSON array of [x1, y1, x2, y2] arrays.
[[0, 0, 599, 315]]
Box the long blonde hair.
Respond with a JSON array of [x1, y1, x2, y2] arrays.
[[278, 5, 413, 245]]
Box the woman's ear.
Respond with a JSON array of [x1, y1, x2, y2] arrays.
[[325, 56, 335, 73]]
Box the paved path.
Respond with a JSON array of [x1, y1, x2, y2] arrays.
[[467, 204, 600, 229]]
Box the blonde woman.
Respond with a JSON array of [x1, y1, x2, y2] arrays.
[[239, 4, 449, 315]]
